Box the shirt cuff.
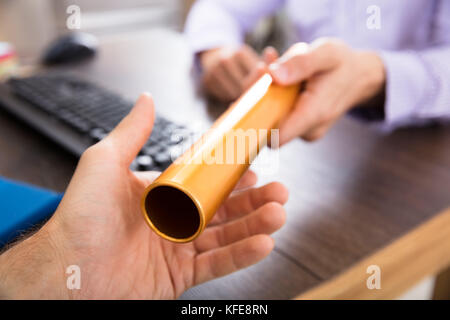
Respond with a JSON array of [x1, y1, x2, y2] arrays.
[[184, 1, 244, 55], [377, 50, 431, 127], [186, 28, 244, 55]]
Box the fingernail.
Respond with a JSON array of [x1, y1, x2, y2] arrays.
[[139, 92, 153, 102], [269, 62, 279, 72], [269, 63, 287, 82]]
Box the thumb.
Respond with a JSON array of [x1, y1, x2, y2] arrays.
[[106, 93, 155, 164], [269, 41, 339, 85], [268, 42, 310, 85]]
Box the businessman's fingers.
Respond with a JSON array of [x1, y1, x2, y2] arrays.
[[241, 62, 267, 92], [214, 64, 241, 99], [302, 121, 334, 142], [204, 73, 231, 101], [277, 91, 319, 145], [222, 55, 247, 90], [210, 182, 288, 225], [194, 202, 285, 253], [235, 45, 260, 73], [100, 93, 155, 165], [202, 45, 261, 102], [278, 68, 347, 145], [194, 234, 274, 285]]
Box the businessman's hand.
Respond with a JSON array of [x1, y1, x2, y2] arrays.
[[268, 39, 386, 144], [201, 45, 278, 102], [0, 94, 288, 299]]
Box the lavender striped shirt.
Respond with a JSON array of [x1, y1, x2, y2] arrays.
[[185, 0, 450, 128]]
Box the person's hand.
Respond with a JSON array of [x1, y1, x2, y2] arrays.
[[0, 93, 288, 299], [268, 38, 386, 144], [201, 45, 278, 102]]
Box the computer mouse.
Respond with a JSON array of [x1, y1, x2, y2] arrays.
[[42, 32, 98, 66]]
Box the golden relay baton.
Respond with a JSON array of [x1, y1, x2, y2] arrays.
[[141, 74, 299, 242]]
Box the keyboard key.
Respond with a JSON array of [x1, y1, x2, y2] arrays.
[[7, 73, 194, 171], [136, 154, 155, 169], [89, 128, 107, 141], [142, 144, 161, 155], [154, 151, 172, 167]]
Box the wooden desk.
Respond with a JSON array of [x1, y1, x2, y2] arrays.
[[1, 29, 449, 299]]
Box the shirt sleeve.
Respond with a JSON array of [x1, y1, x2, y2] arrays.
[[377, 0, 450, 128], [184, 0, 286, 54]]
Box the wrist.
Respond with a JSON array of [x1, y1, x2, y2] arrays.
[[0, 219, 71, 299], [355, 51, 386, 105]]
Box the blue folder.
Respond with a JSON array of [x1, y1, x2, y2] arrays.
[[0, 177, 62, 246]]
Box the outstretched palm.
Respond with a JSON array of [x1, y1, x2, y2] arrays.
[[48, 94, 288, 299]]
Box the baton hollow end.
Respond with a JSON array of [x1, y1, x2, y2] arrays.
[[141, 181, 205, 243]]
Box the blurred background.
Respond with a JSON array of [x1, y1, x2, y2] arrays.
[[0, 0, 193, 63], [0, 0, 288, 64]]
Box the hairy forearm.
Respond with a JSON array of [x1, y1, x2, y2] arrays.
[[0, 222, 69, 299]]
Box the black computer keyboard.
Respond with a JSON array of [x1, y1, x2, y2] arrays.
[[2, 73, 193, 171]]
